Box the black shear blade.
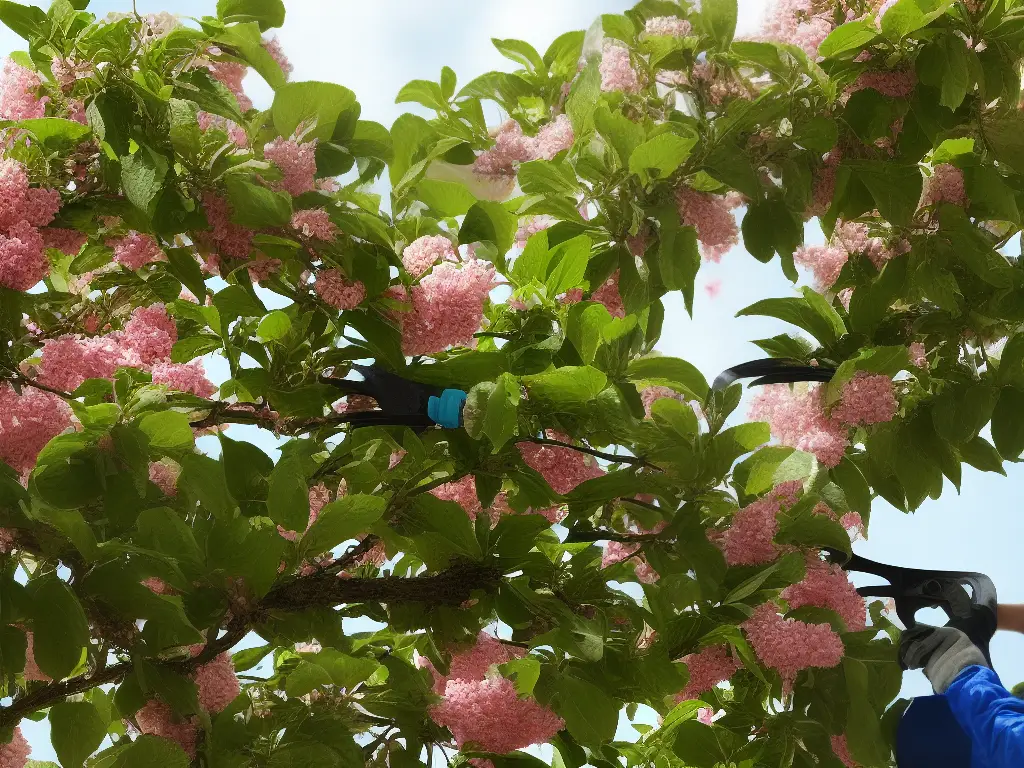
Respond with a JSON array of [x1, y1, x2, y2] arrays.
[[712, 358, 837, 391]]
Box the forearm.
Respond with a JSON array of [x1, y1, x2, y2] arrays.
[[997, 604, 1024, 634], [945, 665, 1024, 768]]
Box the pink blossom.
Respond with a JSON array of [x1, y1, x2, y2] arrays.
[[718, 486, 797, 567], [135, 700, 198, 758], [675, 187, 739, 261], [314, 268, 366, 310], [0, 529, 13, 553], [431, 677, 563, 754], [142, 577, 173, 595], [742, 602, 844, 683], [473, 120, 533, 178], [197, 111, 247, 148], [23, 631, 49, 682], [807, 148, 841, 218], [515, 215, 556, 248], [403, 234, 458, 277], [151, 361, 217, 398], [600, 43, 640, 93], [262, 36, 293, 78], [0, 383, 73, 475], [112, 231, 164, 270], [278, 484, 330, 542], [148, 461, 180, 496], [677, 645, 741, 700], [591, 270, 625, 318], [851, 67, 917, 99], [749, 384, 850, 467], [794, 243, 848, 290], [393, 260, 496, 355], [831, 734, 860, 768], [697, 707, 715, 725], [335, 394, 377, 414], [909, 341, 927, 368], [645, 16, 692, 36], [530, 114, 574, 160], [0, 221, 47, 291], [202, 192, 253, 260], [633, 559, 659, 583], [123, 304, 177, 365], [67, 98, 87, 125], [0, 59, 45, 120], [782, 554, 867, 631], [704, 279, 722, 299], [760, 0, 833, 57], [206, 57, 252, 112], [51, 56, 92, 90], [37, 334, 144, 392], [430, 475, 492, 521], [389, 450, 407, 469], [448, 632, 524, 688], [602, 540, 640, 568], [921, 163, 968, 208], [0, 728, 29, 768], [830, 373, 897, 428], [291, 209, 337, 241], [518, 430, 605, 495], [41, 228, 87, 255], [0, 161, 60, 232], [246, 256, 281, 285], [840, 511, 866, 539], [264, 137, 317, 197], [193, 651, 240, 713]]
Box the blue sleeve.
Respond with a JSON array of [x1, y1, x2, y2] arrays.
[[944, 665, 1024, 768]]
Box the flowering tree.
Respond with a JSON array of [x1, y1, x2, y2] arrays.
[[0, 0, 1023, 766]]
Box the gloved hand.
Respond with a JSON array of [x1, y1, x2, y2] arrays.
[[899, 625, 989, 693]]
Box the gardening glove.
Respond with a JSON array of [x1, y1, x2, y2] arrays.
[[899, 625, 989, 694]]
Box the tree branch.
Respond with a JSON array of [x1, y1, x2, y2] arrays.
[[563, 529, 665, 544], [0, 562, 502, 726], [515, 437, 658, 470]]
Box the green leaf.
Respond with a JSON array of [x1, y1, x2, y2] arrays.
[[110, 735, 189, 768], [213, 284, 267, 324], [460, 201, 518, 255], [206, 519, 286, 598], [217, 0, 285, 30], [267, 454, 309, 533], [545, 235, 591, 296], [932, 137, 974, 165], [938, 35, 970, 110], [700, 0, 737, 49], [164, 247, 206, 301], [819, 19, 878, 58], [271, 80, 357, 141], [178, 452, 236, 519], [499, 657, 541, 696], [28, 577, 88, 680], [737, 296, 841, 345], [232, 644, 272, 672], [844, 658, 890, 767], [932, 385, 997, 445], [523, 366, 607, 407], [594, 104, 645, 166], [406, 495, 482, 569], [395, 79, 446, 111], [741, 197, 802, 264], [566, 59, 601, 136], [170, 334, 221, 363], [257, 310, 292, 342], [223, 177, 292, 228], [285, 660, 333, 697], [492, 38, 545, 71], [672, 721, 739, 767], [138, 411, 195, 452], [0, 1, 46, 40], [984, 114, 1024, 175], [626, 356, 708, 400], [414, 178, 478, 216], [121, 149, 167, 217], [550, 674, 619, 747], [629, 133, 696, 181], [301, 494, 386, 556], [18, 117, 90, 148], [848, 161, 923, 228], [735, 446, 798, 496], [135, 507, 202, 571], [482, 373, 520, 452], [49, 701, 106, 768], [880, 0, 952, 39], [544, 30, 585, 76], [657, 210, 700, 313], [960, 435, 1005, 475], [567, 302, 614, 365]]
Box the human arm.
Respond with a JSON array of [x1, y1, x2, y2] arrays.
[[997, 604, 1024, 635]]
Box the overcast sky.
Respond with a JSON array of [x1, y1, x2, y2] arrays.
[[11, 0, 1024, 759]]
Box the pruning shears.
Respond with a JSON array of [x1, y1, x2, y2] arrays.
[[712, 358, 837, 391], [319, 364, 468, 431], [826, 549, 998, 666]]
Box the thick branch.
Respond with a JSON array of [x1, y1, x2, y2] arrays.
[[0, 563, 501, 726]]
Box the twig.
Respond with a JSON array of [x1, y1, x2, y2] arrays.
[[563, 529, 666, 544], [515, 437, 658, 470]]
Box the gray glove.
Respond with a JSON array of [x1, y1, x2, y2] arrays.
[[899, 625, 988, 694]]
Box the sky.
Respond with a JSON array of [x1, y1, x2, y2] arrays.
[[11, 0, 1024, 760]]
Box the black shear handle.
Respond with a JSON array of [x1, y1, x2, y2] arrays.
[[826, 550, 998, 666], [712, 358, 837, 391]]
